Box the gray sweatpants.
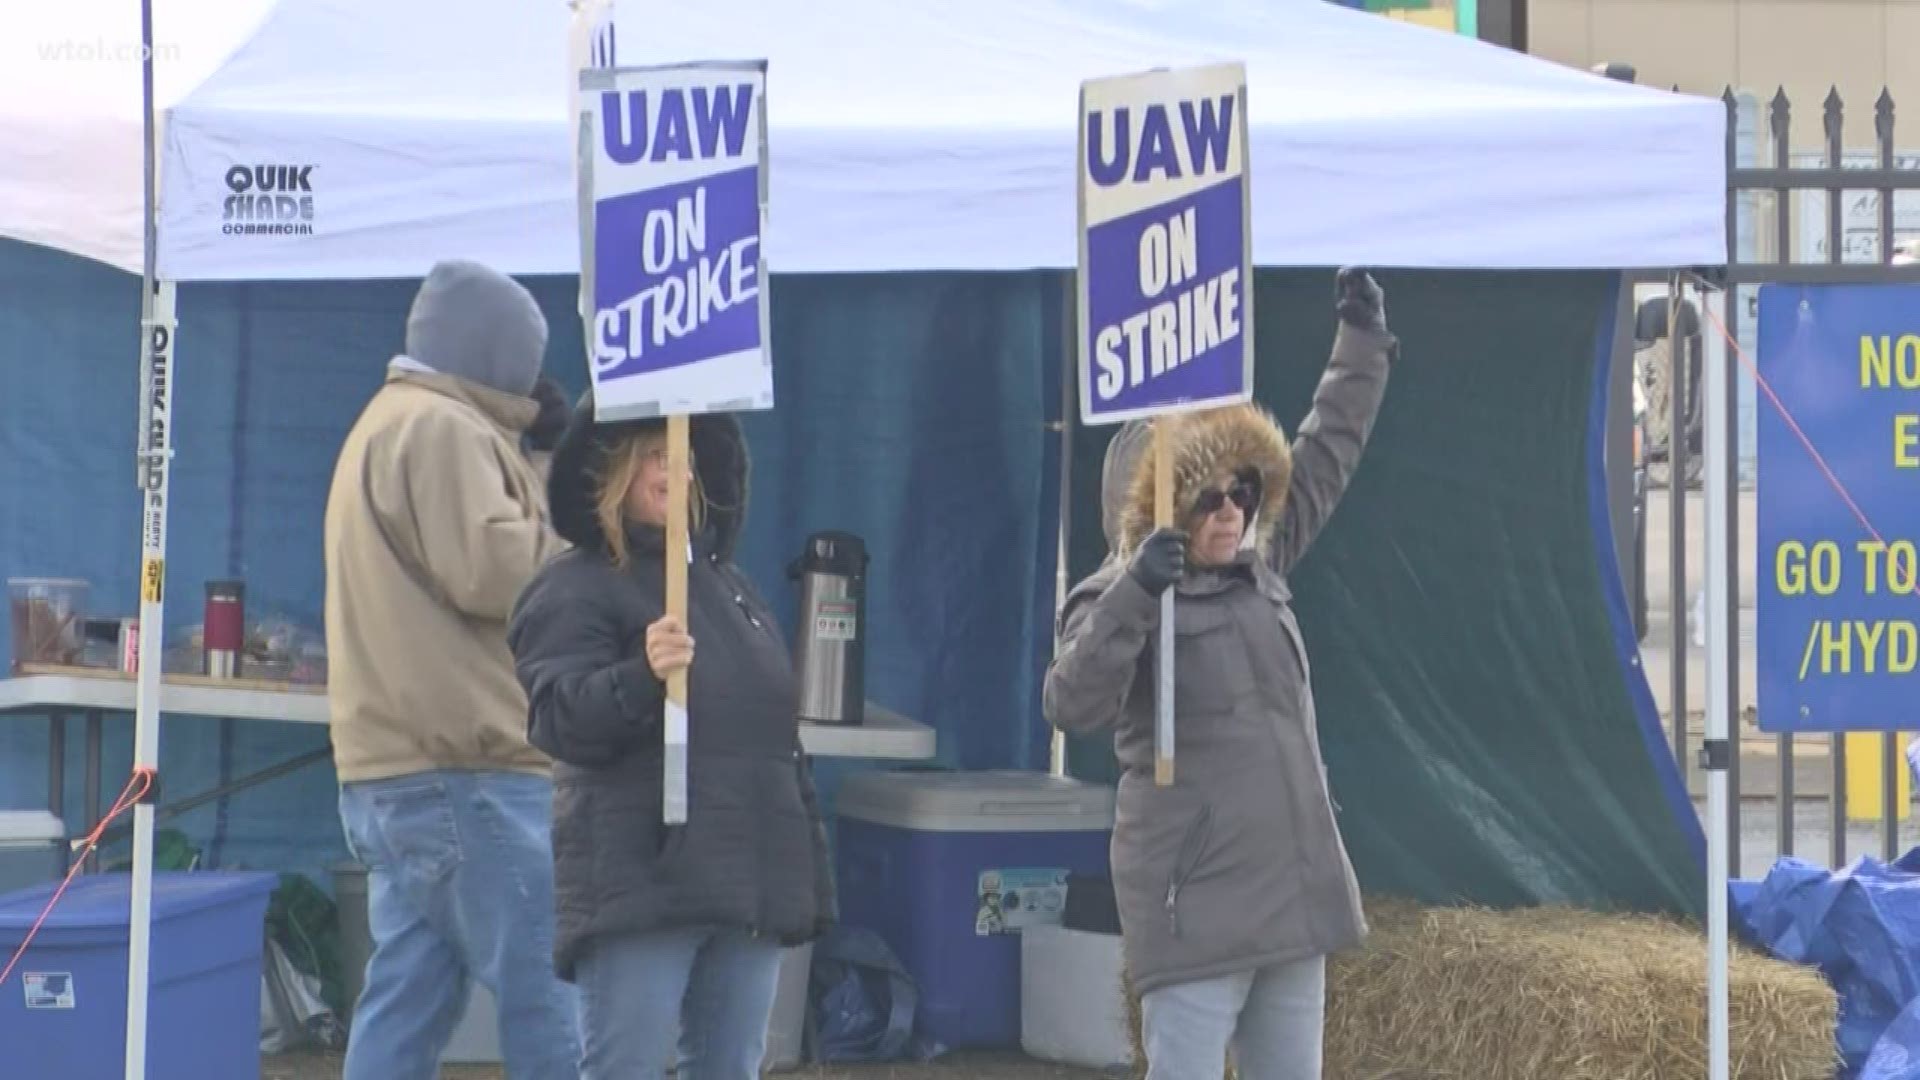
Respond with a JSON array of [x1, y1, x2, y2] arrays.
[[1139, 955, 1326, 1080]]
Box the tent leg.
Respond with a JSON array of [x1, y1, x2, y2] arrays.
[[1701, 285, 1732, 1080], [1052, 269, 1075, 778], [125, 278, 174, 1080], [126, 0, 169, 1074]]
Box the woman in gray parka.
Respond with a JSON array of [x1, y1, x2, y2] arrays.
[[1044, 269, 1394, 1080]]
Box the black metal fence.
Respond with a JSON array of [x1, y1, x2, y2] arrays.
[[1651, 87, 1920, 879]]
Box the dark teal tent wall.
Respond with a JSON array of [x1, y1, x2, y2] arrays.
[[0, 239, 1064, 883], [1061, 269, 1705, 919], [2, 240, 1704, 921]]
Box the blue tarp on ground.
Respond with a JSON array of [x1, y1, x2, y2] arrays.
[[1737, 851, 1920, 1079], [0, 239, 1064, 883]]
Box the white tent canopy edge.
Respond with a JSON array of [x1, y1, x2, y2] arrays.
[[3, 0, 1726, 282], [0, 0, 274, 275]]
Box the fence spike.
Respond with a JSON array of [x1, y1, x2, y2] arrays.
[[1826, 89, 1847, 168], [1875, 88, 1895, 142], [1770, 87, 1792, 143], [1823, 86, 1845, 144]]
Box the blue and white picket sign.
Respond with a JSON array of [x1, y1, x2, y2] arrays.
[[1076, 62, 1254, 426], [1074, 61, 1255, 789], [578, 60, 772, 422]]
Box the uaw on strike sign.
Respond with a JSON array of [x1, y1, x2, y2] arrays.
[[579, 62, 773, 421], [1077, 62, 1254, 426], [1757, 284, 1920, 731]]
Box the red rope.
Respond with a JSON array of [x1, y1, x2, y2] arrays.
[[1697, 293, 1892, 551], [0, 766, 156, 992]]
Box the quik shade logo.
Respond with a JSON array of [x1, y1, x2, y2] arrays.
[[221, 164, 316, 237]]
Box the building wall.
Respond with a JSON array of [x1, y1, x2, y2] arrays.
[[1528, 0, 1918, 150], [1530, 0, 1920, 478], [1327, 0, 1472, 34]]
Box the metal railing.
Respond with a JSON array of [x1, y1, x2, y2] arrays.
[[1651, 86, 1920, 878]]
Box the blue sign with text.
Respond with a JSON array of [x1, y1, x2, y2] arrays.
[[1757, 284, 1920, 731]]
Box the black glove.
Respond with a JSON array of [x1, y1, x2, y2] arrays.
[[526, 375, 570, 451], [1335, 267, 1387, 333], [1128, 528, 1188, 596]]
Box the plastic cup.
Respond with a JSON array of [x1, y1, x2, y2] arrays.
[[7, 578, 91, 672]]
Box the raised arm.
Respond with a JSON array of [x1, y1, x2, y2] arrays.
[[1269, 269, 1397, 577], [509, 569, 662, 767]]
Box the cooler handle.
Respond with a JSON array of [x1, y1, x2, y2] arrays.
[[978, 800, 1090, 816]]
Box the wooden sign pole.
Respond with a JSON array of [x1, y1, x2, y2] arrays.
[[579, 45, 771, 827], [663, 412, 691, 824], [1154, 428, 1176, 786]]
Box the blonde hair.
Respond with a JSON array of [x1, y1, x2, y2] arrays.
[[595, 428, 706, 569]]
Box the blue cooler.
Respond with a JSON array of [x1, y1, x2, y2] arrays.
[[0, 870, 277, 1079], [834, 770, 1114, 1050]]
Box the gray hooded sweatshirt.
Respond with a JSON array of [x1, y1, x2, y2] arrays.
[[402, 258, 548, 397]]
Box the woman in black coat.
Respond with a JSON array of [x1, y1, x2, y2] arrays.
[[507, 393, 834, 1080]]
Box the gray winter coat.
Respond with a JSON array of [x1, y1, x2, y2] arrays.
[[1043, 321, 1393, 995], [507, 395, 834, 981]]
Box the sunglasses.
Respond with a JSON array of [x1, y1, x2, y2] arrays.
[[1191, 473, 1261, 518]]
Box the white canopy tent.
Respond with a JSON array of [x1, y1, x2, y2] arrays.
[[4, 0, 1726, 282], [2, 3, 1737, 1079]]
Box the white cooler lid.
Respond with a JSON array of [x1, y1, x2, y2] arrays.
[[835, 770, 1114, 832], [0, 810, 67, 844]]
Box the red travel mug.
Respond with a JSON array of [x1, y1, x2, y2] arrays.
[[204, 580, 245, 678]]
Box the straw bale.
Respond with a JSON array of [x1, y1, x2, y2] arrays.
[[1120, 897, 1838, 1080]]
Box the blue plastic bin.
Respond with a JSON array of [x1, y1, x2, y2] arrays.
[[0, 870, 278, 1079], [834, 770, 1114, 1050]]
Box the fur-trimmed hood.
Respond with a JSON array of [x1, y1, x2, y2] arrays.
[[546, 389, 750, 558], [1102, 403, 1293, 558]]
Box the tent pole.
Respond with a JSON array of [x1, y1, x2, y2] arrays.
[[1051, 269, 1075, 778], [126, 0, 173, 1076], [1701, 281, 1731, 1080]]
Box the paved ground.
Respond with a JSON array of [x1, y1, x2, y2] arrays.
[[1717, 794, 1920, 878], [261, 1050, 1109, 1080]]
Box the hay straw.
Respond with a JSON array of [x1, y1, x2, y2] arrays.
[[1121, 897, 1838, 1080]]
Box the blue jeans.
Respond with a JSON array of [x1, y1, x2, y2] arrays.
[[338, 769, 581, 1080], [575, 925, 785, 1080], [1140, 955, 1326, 1080]]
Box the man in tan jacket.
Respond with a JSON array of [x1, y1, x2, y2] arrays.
[[324, 259, 579, 1079]]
